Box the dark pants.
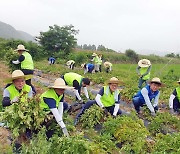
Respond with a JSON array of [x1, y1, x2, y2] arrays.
[[138, 78, 148, 89], [43, 102, 69, 139], [75, 100, 122, 121], [99, 65, 102, 72], [21, 69, 36, 94], [132, 97, 158, 113], [173, 97, 180, 112]]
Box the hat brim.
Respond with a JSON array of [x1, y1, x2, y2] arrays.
[[138, 63, 151, 67], [49, 85, 74, 89], [149, 81, 165, 86], [14, 49, 29, 52], [177, 81, 180, 83], [5, 75, 33, 83]]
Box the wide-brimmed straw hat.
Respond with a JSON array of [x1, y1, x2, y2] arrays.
[[138, 59, 151, 67], [177, 79, 180, 83], [14, 44, 29, 51], [149, 77, 162, 85], [108, 77, 120, 84], [6, 70, 32, 83], [49, 78, 74, 89], [92, 53, 97, 57]]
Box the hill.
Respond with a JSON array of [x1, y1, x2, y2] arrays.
[[0, 21, 35, 42]]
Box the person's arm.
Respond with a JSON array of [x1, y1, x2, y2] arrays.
[[136, 66, 141, 75], [73, 80, 82, 101], [141, 88, 155, 113], [2, 89, 11, 107], [113, 94, 120, 116], [95, 87, 104, 108], [153, 91, 160, 107], [12, 55, 25, 64], [82, 87, 89, 99], [28, 87, 33, 98], [169, 89, 177, 109], [109, 66, 112, 71], [43, 98, 66, 129]]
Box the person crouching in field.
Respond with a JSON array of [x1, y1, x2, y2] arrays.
[[104, 61, 112, 73], [66, 60, 75, 70], [61, 72, 90, 103], [12, 44, 36, 94], [81, 63, 95, 74], [48, 56, 56, 65], [132, 77, 163, 116], [74, 77, 122, 125], [91, 53, 99, 73], [169, 79, 180, 114], [2, 70, 33, 107], [136, 59, 152, 89], [40, 78, 74, 137]]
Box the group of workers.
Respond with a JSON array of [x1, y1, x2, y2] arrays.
[[1, 44, 180, 137], [49, 52, 113, 74]]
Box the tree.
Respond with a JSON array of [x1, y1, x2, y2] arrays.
[[37, 24, 79, 55], [125, 49, 139, 62], [165, 53, 175, 58]]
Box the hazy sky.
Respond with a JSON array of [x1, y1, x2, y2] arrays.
[[0, 0, 180, 55]]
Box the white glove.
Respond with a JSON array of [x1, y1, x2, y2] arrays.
[[11, 96, 19, 104], [151, 112, 156, 117], [62, 127, 69, 137]]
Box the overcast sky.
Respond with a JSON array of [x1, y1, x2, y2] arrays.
[[0, 0, 180, 55]]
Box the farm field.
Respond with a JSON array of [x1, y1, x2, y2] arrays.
[[0, 60, 180, 153]]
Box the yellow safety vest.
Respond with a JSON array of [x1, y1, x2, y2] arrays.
[[140, 67, 150, 80], [21, 52, 34, 70], [100, 86, 120, 107], [64, 72, 83, 86]]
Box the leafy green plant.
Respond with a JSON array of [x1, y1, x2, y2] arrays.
[[1, 95, 46, 137], [148, 112, 180, 136], [80, 104, 105, 129], [102, 113, 149, 153], [153, 133, 180, 153]]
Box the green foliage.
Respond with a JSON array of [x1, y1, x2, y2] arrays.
[[80, 104, 105, 128], [148, 112, 180, 136], [4, 48, 20, 72], [125, 49, 139, 62], [67, 51, 89, 64], [50, 134, 106, 154], [1, 95, 46, 137], [21, 128, 51, 154], [37, 24, 79, 55], [102, 114, 149, 153], [153, 133, 180, 153]]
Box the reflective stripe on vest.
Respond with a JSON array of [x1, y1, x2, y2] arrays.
[[21, 52, 34, 70], [100, 86, 120, 107], [64, 73, 82, 86], [40, 89, 63, 110], [6, 84, 31, 102], [140, 67, 150, 80], [176, 87, 180, 102]]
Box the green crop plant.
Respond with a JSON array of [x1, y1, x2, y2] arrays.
[[80, 104, 106, 129], [102, 113, 149, 153], [152, 133, 180, 153], [1, 94, 46, 138], [148, 112, 180, 136]]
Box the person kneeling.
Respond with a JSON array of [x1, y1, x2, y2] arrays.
[[75, 77, 122, 125], [132, 77, 163, 116], [169, 79, 180, 114], [40, 78, 74, 138]]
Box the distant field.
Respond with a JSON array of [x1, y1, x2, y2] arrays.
[[35, 61, 180, 104]]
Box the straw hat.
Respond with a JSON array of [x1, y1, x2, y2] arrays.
[[15, 44, 28, 51], [108, 77, 119, 84], [177, 79, 180, 83], [6, 70, 32, 83], [81, 63, 85, 68], [138, 59, 151, 67], [49, 78, 74, 89], [149, 77, 162, 85], [104, 61, 112, 67], [92, 53, 97, 57]]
